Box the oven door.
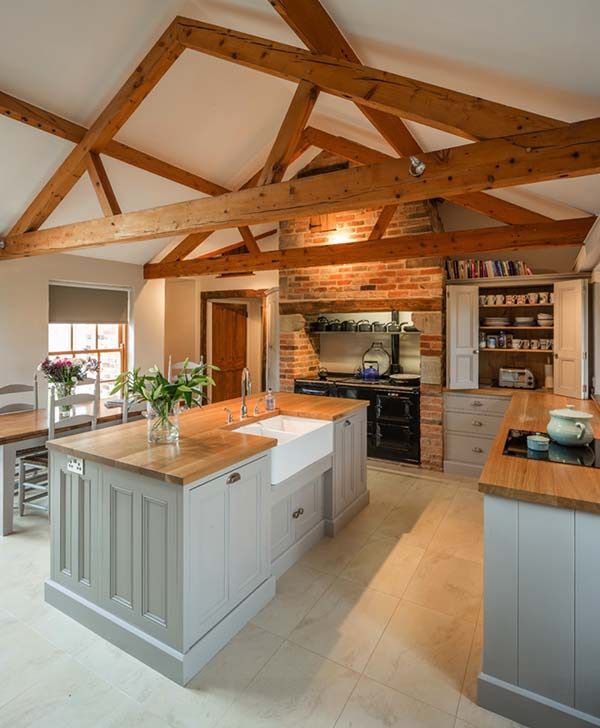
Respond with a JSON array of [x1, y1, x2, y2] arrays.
[[373, 421, 420, 463], [294, 381, 332, 396], [375, 391, 419, 423]]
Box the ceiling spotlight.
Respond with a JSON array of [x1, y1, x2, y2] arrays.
[[408, 156, 426, 177]]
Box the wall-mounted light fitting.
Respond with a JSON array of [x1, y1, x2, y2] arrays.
[[408, 156, 426, 177]]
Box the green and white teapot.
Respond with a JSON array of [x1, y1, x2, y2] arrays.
[[547, 405, 594, 447]]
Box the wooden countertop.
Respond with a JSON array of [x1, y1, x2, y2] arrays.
[[479, 391, 600, 513], [47, 392, 368, 485], [443, 387, 515, 397], [0, 400, 122, 446]]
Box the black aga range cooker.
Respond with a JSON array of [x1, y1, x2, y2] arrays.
[[294, 375, 420, 464]]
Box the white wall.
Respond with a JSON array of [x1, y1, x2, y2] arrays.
[[0, 253, 164, 400]]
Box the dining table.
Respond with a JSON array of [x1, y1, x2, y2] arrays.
[[0, 400, 124, 535]]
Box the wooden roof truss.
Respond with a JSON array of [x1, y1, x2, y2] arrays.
[[0, 1, 596, 277]]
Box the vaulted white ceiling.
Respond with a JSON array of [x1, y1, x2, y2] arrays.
[[1, 0, 599, 265]]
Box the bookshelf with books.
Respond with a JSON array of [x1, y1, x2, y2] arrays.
[[446, 259, 533, 280]]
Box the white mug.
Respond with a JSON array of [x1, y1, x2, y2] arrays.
[[512, 339, 522, 349], [522, 340, 530, 349], [539, 292, 549, 304], [530, 339, 540, 350], [495, 294, 505, 305], [479, 295, 487, 305], [527, 292, 539, 304]]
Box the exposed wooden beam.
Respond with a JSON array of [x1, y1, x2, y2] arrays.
[[268, 0, 420, 158], [258, 81, 319, 185], [369, 205, 397, 240], [144, 219, 591, 279], [4, 118, 599, 258], [0, 89, 241, 198], [191, 229, 277, 260], [280, 298, 441, 314], [9, 21, 183, 236], [302, 126, 554, 224], [86, 153, 121, 216], [176, 16, 563, 141], [272, 1, 556, 226], [238, 225, 261, 253], [159, 232, 214, 264], [159, 129, 312, 264]]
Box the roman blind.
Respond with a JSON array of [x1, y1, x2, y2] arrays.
[[49, 285, 129, 324]]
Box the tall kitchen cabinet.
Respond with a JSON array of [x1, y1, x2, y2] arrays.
[[446, 275, 590, 399]]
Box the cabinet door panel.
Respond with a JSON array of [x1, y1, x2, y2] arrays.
[[271, 496, 293, 561], [188, 477, 229, 639], [229, 461, 267, 603], [554, 279, 588, 398], [447, 286, 479, 389], [292, 477, 324, 540]]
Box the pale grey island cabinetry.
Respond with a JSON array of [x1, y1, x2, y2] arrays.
[[45, 396, 369, 685]]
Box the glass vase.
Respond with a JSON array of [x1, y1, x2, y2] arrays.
[[51, 381, 76, 416], [146, 402, 180, 444]]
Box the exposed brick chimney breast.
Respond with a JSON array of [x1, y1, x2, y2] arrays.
[[279, 152, 445, 470]]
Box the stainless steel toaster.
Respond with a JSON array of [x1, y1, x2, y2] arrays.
[[498, 367, 535, 389]]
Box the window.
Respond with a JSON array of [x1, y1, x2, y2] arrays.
[[48, 323, 127, 396]]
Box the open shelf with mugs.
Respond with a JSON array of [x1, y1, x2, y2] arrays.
[[447, 273, 589, 399]]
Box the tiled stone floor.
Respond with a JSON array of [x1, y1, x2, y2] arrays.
[[0, 467, 527, 728]]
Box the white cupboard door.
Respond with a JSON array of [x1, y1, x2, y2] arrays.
[[229, 461, 268, 604], [554, 279, 588, 399], [447, 286, 479, 389]]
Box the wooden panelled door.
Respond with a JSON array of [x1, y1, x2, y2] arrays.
[[211, 302, 248, 402]]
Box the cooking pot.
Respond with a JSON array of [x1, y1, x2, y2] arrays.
[[357, 320, 371, 332], [341, 320, 357, 332], [327, 319, 342, 331], [386, 321, 407, 333], [311, 316, 329, 332], [371, 321, 386, 332], [547, 405, 594, 446]]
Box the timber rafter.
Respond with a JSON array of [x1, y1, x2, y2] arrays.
[[1, 9, 596, 270]]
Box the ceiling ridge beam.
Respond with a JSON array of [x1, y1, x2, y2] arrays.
[[144, 218, 592, 278], [175, 15, 564, 142], [3, 116, 599, 258], [9, 19, 184, 237], [190, 228, 277, 260]]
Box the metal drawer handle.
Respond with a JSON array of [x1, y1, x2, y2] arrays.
[[226, 472, 241, 485], [471, 401, 483, 407], [472, 420, 483, 427], [344, 420, 352, 427], [472, 446, 483, 453], [292, 507, 305, 519]]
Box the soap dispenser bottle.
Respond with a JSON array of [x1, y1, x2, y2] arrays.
[[265, 388, 276, 411]]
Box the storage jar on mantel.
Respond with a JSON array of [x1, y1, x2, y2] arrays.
[[546, 405, 594, 446]]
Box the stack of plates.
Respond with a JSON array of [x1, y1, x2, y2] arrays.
[[537, 313, 554, 327], [483, 316, 511, 327], [514, 316, 536, 326]]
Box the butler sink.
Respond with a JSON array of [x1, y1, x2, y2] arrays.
[[234, 415, 333, 484]]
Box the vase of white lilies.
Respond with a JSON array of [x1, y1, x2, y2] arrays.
[[111, 360, 217, 444]]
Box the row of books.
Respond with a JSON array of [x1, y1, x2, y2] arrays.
[[445, 259, 534, 280]]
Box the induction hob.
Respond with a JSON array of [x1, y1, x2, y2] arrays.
[[503, 429, 600, 468]]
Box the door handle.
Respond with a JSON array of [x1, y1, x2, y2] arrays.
[[472, 446, 483, 453], [471, 401, 483, 407], [472, 421, 483, 427], [344, 419, 352, 427], [292, 507, 304, 519], [226, 472, 241, 484]]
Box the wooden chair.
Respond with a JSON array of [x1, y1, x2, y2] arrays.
[[18, 378, 100, 516], [0, 374, 38, 414], [122, 398, 146, 423]]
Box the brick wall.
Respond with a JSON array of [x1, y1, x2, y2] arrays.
[[279, 152, 446, 470]]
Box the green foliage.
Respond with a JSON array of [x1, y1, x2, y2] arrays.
[[111, 359, 218, 421]]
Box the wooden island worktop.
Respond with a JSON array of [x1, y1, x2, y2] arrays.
[[47, 392, 369, 485], [478, 391, 600, 513]]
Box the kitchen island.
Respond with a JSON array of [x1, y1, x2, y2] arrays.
[[477, 391, 600, 728], [44, 392, 369, 685]]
